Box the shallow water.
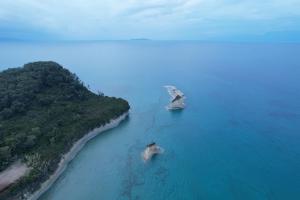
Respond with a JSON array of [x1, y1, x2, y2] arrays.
[[1, 41, 300, 200]]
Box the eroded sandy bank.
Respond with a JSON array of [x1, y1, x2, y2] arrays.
[[27, 112, 129, 200]]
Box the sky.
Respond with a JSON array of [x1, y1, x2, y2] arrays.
[[0, 0, 300, 42]]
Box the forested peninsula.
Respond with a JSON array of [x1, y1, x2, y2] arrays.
[[0, 61, 130, 199]]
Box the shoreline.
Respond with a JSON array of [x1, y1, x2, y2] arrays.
[[27, 111, 129, 200]]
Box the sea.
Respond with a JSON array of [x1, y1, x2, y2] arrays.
[[0, 41, 300, 200]]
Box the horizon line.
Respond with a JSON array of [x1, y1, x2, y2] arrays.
[[0, 39, 300, 44]]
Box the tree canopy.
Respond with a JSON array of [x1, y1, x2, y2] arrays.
[[0, 61, 129, 199]]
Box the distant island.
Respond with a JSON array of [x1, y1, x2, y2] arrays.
[[0, 61, 130, 199], [130, 38, 151, 41]]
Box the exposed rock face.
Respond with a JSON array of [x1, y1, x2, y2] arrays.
[[164, 85, 185, 110]]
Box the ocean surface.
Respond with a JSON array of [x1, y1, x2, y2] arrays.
[[0, 41, 300, 200]]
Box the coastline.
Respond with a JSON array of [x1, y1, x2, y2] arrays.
[[27, 111, 129, 200]]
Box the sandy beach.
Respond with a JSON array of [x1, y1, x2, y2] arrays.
[[0, 161, 29, 192]]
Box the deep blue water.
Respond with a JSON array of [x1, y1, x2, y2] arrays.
[[0, 41, 300, 200]]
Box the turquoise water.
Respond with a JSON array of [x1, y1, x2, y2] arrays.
[[1, 42, 300, 200]]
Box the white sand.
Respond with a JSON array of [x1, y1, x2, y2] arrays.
[[0, 160, 29, 192], [27, 112, 129, 200]]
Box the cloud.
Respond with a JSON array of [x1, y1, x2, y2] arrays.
[[0, 0, 300, 41]]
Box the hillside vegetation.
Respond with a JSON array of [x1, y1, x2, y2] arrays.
[[0, 61, 129, 199]]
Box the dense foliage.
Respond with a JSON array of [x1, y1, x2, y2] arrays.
[[0, 61, 129, 199]]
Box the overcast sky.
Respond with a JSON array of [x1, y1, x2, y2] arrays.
[[0, 0, 300, 41]]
